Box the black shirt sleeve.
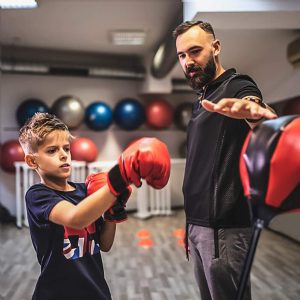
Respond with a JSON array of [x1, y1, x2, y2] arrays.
[[26, 184, 65, 224], [228, 76, 263, 101]]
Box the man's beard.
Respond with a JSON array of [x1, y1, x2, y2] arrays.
[[185, 55, 216, 91]]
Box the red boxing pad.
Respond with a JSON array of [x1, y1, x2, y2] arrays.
[[240, 133, 252, 199], [240, 115, 300, 222], [266, 118, 300, 207]]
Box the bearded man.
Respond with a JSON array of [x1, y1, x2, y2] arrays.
[[173, 21, 277, 300]]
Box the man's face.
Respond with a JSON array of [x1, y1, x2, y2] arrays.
[[176, 26, 217, 90]]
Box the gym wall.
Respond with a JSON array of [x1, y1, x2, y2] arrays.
[[0, 73, 189, 215]]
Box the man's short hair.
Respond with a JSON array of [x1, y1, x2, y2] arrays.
[[19, 112, 73, 154], [173, 20, 215, 40]]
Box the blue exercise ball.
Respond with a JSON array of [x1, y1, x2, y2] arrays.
[[114, 98, 145, 130], [85, 101, 113, 131], [16, 98, 49, 127]]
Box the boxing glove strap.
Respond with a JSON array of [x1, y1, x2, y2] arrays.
[[104, 202, 128, 223], [107, 164, 128, 196]]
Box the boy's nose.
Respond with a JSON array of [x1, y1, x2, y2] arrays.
[[60, 149, 68, 159]]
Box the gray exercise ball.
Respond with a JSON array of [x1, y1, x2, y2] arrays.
[[52, 95, 85, 129]]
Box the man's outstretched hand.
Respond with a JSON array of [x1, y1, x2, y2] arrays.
[[201, 98, 277, 121]]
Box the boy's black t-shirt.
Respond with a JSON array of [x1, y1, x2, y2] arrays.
[[26, 182, 111, 300]]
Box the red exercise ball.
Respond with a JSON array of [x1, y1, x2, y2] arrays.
[[0, 140, 25, 173], [70, 137, 98, 163], [145, 99, 173, 129], [282, 97, 300, 115]]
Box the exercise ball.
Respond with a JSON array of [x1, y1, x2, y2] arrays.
[[145, 99, 173, 129], [85, 101, 113, 131], [70, 137, 98, 162], [16, 98, 49, 127], [0, 140, 24, 173], [52, 95, 85, 129], [174, 102, 193, 130], [114, 98, 145, 130], [282, 97, 300, 115]]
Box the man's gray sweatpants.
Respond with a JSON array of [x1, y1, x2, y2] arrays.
[[188, 224, 252, 300]]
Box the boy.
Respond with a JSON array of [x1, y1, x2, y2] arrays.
[[19, 112, 170, 300]]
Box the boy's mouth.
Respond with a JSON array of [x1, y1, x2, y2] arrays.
[[60, 163, 70, 168]]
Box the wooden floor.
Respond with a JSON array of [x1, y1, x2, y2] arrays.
[[1, 209, 300, 300]]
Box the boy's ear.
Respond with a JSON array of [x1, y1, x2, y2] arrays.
[[25, 154, 37, 169]]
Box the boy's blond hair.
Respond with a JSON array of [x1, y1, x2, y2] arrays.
[[19, 112, 74, 154]]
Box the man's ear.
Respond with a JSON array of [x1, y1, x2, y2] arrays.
[[25, 154, 37, 169], [213, 39, 221, 56]]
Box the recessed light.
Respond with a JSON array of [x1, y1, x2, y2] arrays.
[[0, 0, 38, 9], [1, 63, 48, 73], [110, 30, 146, 46]]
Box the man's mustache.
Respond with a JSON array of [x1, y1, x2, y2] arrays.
[[186, 65, 203, 76]]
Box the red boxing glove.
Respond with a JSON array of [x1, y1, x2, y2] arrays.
[[85, 172, 131, 223], [107, 137, 171, 195], [86, 172, 107, 195]]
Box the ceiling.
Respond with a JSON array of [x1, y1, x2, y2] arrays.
[[0, 0, 182, 55], [0, 0, 183, 79], [1, 0, 300, 83]]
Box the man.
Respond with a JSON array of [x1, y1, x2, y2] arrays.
[[173, 20, 277, 300]]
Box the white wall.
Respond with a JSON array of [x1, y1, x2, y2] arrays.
[[245, 31, 300, 104], [0, 74, 190, 215]]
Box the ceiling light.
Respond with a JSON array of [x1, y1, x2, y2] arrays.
[[111, 31, 146, 46], [1, 63, 48, 73], [89, 68, 144, 79], [0, 0, 38, 9]]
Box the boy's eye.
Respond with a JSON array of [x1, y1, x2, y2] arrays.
[[65, 147, 70, 152], [47, 149, 56, 154]]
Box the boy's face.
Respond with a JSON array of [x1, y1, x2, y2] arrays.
[[32, 130, 72, 181]]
